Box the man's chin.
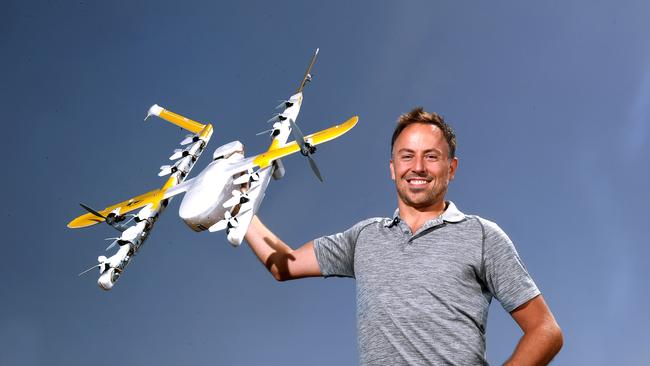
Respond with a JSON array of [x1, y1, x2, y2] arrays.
[[402, 196, 436, 209], [398, 191, 446, 210]]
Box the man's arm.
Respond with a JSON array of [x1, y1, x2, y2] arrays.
[[505, 295, 563, 365], [244, 215, 322, 281]]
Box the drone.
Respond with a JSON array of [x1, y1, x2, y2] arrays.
[[68, 49, 358, 290]]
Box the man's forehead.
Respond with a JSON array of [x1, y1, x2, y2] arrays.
[[391, 123, 450, 157], [395, 124, 445, 144]]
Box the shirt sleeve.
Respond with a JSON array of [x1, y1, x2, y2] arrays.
[[313, 218, 381, 278], [480, 219, 541, 312]]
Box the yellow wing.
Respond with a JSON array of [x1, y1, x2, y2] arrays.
[[69, 106, 212, 230], [145, 104, 207, 134], [252, 115, 358, 169], [67, 188, 166, 228], [68, 174, 181, 228]]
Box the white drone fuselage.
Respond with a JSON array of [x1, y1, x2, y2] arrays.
[[178, 152, 244, 232], [169, 95, 303, 242]]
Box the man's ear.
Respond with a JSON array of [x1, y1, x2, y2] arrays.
[[390, 159, 395, 181], [449, 157, 458, 181]]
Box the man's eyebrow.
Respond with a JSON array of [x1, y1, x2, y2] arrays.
[[424, 148, 443, 154], [396, 148, 415, 153], [396, 148, 443, 154]]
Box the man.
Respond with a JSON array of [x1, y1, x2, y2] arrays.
[[245, 107, 563, 365]]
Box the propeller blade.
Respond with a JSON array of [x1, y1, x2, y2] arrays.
[[288, 119, 307, 150], [287, 119, 323, 181], [169, 148, 184, 160], [224, 190, 252, 208], [105, 240, 119, 251], [121, 215, 136, 226], [266, 115, 278, 123], [275, 100, 294, 110], [159, 165, 173, 177], [296, 48, 319, 93], [233, 169, 261, 185], [223, 193, 242, 208], [256, 128, 273, 136], [137, 205, 154, 221], [180, 134, 195, 145], [237, 202, 253, 216], [209, 219, 228, 232], [79, 203, 106, 220], [78, 264, 99, 276], [307, 155, 323, 182], [233, 175, 249, 185], [267, 113, 288, 124], [209, 210, 238, 232], [104, 237, 120, 251]]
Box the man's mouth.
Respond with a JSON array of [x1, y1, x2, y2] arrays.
[[406, 177, 430, 186]]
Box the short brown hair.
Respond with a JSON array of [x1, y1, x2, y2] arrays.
[[391, 107, 456, 158]]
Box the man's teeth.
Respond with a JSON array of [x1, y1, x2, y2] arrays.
[[409, 179, 427, 184]]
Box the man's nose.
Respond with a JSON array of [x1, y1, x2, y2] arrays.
[[412, 155, 425, 172]]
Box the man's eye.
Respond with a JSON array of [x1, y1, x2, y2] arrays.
[[426, 154, 439, 161], [401, 155, 413, 160]]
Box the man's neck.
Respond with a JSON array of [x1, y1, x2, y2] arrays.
[[398, 200, 447, 234]]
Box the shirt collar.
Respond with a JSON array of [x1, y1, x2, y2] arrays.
[[441, 201, 465, 223], [384, 201, 465, 228]]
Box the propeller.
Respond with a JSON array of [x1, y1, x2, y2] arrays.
[[78, 255, 109, 276], [158, 164, 174, 177], [209, 203, 253, 233], [209, 211, 238, 232], [256, 129, 272, 136], [275, 100, 294, 110], [256, 122, 282, 137], [79, 203, 129, 232], [233, 168, 261, 185], [267, 113, 288, 124], [78, 264, 99, 276], [170, 141, 202, 160], [180, 134, 200, 146], [169, 148, 186, 160], [104, 237, 121, 251], [276, 93, 301, 110], [223, 190, 251, 209], [296, 48, 319, 93], [159, 156, 192, 176], [103, 220, 140, 251], [288, 118, 323, 182], [136, 204, 155, 222]]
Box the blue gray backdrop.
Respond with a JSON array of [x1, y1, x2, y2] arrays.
[[2, 1, 649, 365]]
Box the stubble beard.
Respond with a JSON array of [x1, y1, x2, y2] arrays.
[[395, 177, 448, 211]]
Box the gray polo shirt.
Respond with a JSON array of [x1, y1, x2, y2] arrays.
[[313, 201, 540, 365]]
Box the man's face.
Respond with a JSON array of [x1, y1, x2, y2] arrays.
[[390, 123, 458, 210]]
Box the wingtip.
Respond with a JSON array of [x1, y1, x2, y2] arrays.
[[344, 115, 359, 128], [144, 104, 162, 122], [68, 216, 101, 229]]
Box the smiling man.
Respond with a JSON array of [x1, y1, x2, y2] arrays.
[[245, 107, 563, 365]]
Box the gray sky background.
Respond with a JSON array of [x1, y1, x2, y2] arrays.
[[2, 1, 649, 365]]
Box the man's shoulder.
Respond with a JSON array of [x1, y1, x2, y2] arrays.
[[348, 216, 389, 232], [459, 213, 513, 247], [458, 212, 502, 232], [316, 217, 387, 243]]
